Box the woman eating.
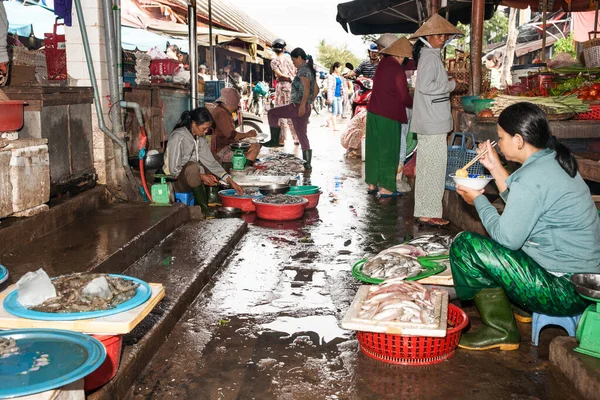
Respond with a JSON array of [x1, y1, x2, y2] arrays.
[[364, 37, 413, 197], [451, 102, 600, 351], [164, 107, 243, 216]]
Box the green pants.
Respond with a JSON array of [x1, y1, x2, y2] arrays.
[[450, 232, 588, 316], [365, 112, 401, 192]]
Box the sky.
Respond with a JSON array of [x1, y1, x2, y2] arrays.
[[224, 0, 368, 62]]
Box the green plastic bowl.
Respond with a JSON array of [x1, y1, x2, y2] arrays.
[[288, 185, 320, 195], [473, 99, 495, 115], [461, 96, 479, 113]]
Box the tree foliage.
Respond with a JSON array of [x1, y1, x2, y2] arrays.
[[553, 33, 577, 58], [316, 40, 361, 71]]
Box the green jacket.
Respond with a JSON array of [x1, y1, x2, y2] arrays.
[[474, 148, 600, 274]]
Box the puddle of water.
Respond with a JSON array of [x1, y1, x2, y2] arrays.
[[260, 315, 350, 344]]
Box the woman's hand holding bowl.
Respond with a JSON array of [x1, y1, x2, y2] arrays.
[[456, 185, 484, 205]]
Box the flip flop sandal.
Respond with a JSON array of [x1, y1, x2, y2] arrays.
[[378, 191, 402, 198], [367, 187, 378, 195]]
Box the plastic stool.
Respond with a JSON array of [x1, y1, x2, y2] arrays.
[[531, 312, 581, 346], [174, 192, 194, 206]]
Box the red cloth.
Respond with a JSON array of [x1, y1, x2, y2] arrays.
[[367, 56, 413, 123]]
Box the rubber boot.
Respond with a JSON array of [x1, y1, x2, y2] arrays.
[[245, 159, 254, 167], [206, 185, 221, 206], [512, 305, 532, 323], [262, 127, 282, 148], [458, 288, 520, 351], [302, 149, 312, 170], [191, 185, 210, 218]]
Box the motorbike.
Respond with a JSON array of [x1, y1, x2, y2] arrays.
[[345, 63, 373, 117], [248, 81, 269, 117]]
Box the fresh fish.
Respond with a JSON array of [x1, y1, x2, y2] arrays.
[[250, 153, 305, 176], [407, 234, 454, 256], [253, 194, 305, 204], [362, 250, 424, 280]]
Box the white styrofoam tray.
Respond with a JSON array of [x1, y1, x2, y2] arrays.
[[228, 173, 292, 187], [342, 285, 449, 337]]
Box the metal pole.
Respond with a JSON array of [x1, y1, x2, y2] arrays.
[[594, 0, 599, 35], [113, 0, 124, 127], [188, 2, 198, 108], [209, 0, 215, 80], [541, 0, 548, 61], [101, 0, 124, 144], [470, 0, 485, 95]]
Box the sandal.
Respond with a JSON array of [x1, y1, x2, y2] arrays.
[[379, 191, 402, 198], [418, 217, 449, 226], [367, 185, 378, 195]]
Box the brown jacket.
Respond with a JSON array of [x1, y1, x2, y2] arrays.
[[206, 103, 237, 154]]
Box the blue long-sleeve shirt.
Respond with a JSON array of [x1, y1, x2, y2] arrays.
[[474, 148, 600, 274]]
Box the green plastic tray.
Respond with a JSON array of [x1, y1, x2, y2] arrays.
[[352, 255, 447, 284]]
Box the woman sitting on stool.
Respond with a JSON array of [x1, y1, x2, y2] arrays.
[[164, 107, 243, 216]]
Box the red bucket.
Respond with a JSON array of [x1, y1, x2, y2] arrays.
[[252, 197, 308, 221], [84, 335, 123, 391], [218, 190, 259, 212], [0, 101, 27, 131], [356, 304, 469, 366], [300, 191, 322, 209]]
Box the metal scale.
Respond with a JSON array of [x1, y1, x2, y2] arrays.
[[570, 274, 600, 358]]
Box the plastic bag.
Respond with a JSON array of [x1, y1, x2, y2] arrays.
[[147, 46, 168, 60], [172, 65, 190, 84]]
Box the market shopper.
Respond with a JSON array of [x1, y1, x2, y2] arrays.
[[410, 14, 466, 226], [206, 88, 260, 165], [270, 38, 300, 146], [346, 43, 379, 79], [266, 47, 319, 170], [164, 107, 243, 215], [364, 37, 413, 197], [326, 62, 346, 131], [451, 102, 600, 351]]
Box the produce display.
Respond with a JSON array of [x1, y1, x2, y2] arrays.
[[489, 94, 589, 116]]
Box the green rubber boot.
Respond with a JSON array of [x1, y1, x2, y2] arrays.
[[302, 149, 312, 170], [206, 185, 221, 207], [459, 288, 521, 351], [191, 185, 210, 217], [262, 127, 282, 148]]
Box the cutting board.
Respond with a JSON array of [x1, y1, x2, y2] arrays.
[[0, 283, 165, 335], [341, 285, 448, 337]]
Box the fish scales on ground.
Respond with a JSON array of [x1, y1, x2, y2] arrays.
[[29, 273, 139, 313], [253, 194, 305, 204], [357, 279, 439, 325], [407, 234, 454, 256], [250, 153, 305, 176]]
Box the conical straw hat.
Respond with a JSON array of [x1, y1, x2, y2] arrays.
[[409, 14, 464, 39], [376, 33, 398, 49], [380, 37, 413, 58]]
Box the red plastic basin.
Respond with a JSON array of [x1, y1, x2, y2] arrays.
[[0, 101, 27, 132], [300, 191, 322, 209], [218, 189, 261, 212], [84, 334, 123, 391], [252, 197, 308, 221]]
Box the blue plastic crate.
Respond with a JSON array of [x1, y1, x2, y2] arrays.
[[445, 132, 484, 191], [203, 80, 226, 103], [174, 192, 194, 206]]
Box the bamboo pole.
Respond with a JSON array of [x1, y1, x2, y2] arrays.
[[470, 0, 485, 95], [541, 0, 548, 61]]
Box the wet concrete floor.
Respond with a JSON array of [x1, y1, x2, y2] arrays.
[[129, 113, 577, 399]]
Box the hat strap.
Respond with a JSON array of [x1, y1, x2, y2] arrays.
[[419, 37, 433, 49], [443, 34, 458, 49]]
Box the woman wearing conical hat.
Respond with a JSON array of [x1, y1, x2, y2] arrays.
[[410, 14, 466, 225], [364, 37, 414, 197]]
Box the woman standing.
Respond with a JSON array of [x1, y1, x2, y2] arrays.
[[327, 62, 346, 131], [365, 37, 414, 197], [410, 15, 465, 225], [266, 48, 319, 170], [451, 103, 600, 351], [269, 39, 299, 146], [164, 107, 243, 215]]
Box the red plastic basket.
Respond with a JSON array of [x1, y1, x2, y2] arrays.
[[84, 334, 123, 390], [252, 197, 308, 221], [356, 304, 469, 366], [150, 59, 180, 76], [575, 104, 600, 120], [299, 191, 322, 209]]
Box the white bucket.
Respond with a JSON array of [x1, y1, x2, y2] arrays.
[[361, 136, 366, 162]]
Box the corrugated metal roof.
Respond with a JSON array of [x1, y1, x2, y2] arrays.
[[153, 0, 278, 46]]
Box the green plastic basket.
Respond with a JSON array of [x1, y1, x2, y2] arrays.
[[352, 256, 447, 284], [288, 185, 320, 195]]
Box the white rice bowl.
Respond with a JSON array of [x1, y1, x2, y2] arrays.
[[450, 174, 494, 190]]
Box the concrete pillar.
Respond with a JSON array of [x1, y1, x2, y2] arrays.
[[65, 0, 118, 187]]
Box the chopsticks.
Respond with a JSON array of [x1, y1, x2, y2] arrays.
[[462, 141, 497, 170]]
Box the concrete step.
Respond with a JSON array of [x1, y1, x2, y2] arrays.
[[0, 201, 190, 282], [88, 219, 247, 400]]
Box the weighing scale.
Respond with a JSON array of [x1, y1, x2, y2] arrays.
[[570, 274, 600, 358], [230, 143, 250, 171], [151, 174, 173, 205]]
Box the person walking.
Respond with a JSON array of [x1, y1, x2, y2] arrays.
[[365, 37, 414, 197], [410, 14, 466, 225], [265, 48, 319, 170], [270, 39, 299, 146], [326, 62, 346, 131]]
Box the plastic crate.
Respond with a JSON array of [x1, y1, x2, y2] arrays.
[[445, 132, 484, 191], [356, 304, 469, 366], [204, 80, 226, 103], [123, 72, 136, 86], [122, 50, 137, 73], [150, 59, 179, 76], [575, 104, 600, 120]]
